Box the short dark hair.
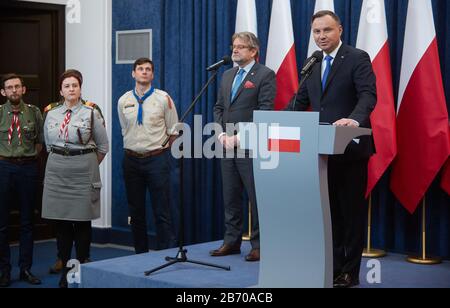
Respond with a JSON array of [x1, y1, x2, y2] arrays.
[[59, 69, 83, 90], [1, 73, 25, 89], [311, 10, 341, 25], [133, 58, 154, 71]]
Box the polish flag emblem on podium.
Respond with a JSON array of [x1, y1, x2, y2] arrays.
[[268, 126, 301, 153]]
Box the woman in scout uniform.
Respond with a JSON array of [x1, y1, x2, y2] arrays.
[[42, 69, 109, 288]]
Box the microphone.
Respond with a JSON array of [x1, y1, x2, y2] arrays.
[[206, 56, 232, 71], [289, 51, 323, 111], [300, 51, 323, 75]]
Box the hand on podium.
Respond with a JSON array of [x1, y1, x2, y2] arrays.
[[333, 118, 360, 127]]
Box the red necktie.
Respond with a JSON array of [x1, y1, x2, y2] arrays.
[[59, 110, 72, 142], [8, 111, 22, 145]]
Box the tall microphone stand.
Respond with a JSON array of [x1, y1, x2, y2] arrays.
[[145, 68, 231, 276], [290, 67, 315, 111]]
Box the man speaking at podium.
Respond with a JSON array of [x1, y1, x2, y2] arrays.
[[287, 11, 376, 288]]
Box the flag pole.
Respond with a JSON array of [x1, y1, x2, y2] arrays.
[[407, 198, 441, 264], [363, 194, 386, 258], [242, 202, 252, 241]]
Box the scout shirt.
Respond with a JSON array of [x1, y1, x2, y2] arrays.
[[118, 88, 179, 153], [0, 100, 43, 158], [44, 100, 109, 154]]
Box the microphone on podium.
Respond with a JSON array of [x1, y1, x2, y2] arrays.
[[301, 51, 323, 75]]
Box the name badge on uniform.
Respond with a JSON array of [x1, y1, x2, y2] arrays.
[[125, 104, 135, 109]]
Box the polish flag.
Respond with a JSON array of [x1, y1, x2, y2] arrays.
[[307, 0, 335, 57], [390, 0, 450, 213], [266, 0, 298, 110], [356, 0, 397, 197], [268, 126, 301, 153], [235, 0, 258, 38]]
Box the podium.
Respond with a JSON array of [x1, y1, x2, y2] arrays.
[[244, 111, 371, 288]]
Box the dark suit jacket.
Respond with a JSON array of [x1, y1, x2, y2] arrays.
[[288, 44, 377, 160], [214, 62, 276, 131]]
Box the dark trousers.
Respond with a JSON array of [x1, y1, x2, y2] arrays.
[[54, 220, 92, 266], [221, 157, 259, 249], [0, 160, 38, 273], [54, 229, 89, 261], [328, 158, 368, 279], [123, 151, 176, 253]]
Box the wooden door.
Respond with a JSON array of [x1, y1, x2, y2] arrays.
[[0, 0, 65, 241]]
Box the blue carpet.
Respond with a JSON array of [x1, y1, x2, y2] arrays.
[[81, 241, 450, 288], [8, 241, 133, 288], [359, 254, 450, 288], [7, 240, 450, 288], [80, 241, 258, 288]]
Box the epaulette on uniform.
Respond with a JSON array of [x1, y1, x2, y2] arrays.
[[83, 101, 105, 120], [82, 101, 95, 109], [26, 104, 40, 112], [44, 102, 62, 113]]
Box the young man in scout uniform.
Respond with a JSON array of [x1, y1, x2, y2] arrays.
[[118, 58, 179, 253]]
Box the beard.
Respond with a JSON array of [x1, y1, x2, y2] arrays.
[[8, 94, 22, 105], [232, 54, 242, 64]]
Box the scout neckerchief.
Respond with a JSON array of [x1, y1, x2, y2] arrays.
[[8, 110, 22, 145], [132, 87, 154, 126]]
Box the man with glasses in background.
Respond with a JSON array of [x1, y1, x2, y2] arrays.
[[211, 32, 276, 262]]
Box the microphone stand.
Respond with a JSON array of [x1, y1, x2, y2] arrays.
[[145, 68, 231, 276], [290, 69, 314, 111]]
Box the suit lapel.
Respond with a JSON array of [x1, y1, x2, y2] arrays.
[[323, 45, 348, 95], [311, 62, 322, 100], [231, 63, 259, 104]]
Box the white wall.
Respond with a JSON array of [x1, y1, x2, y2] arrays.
[[20, 0, 113, 228]]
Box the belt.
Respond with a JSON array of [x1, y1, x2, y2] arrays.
[[50, 147, 96, 156], [0, 156, 37, 164], [125, 148, 167, 158]]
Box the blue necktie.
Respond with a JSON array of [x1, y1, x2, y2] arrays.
[[133, 87, 154, 125], [231, 69, 245, 102], [322, 55, 333, 91]]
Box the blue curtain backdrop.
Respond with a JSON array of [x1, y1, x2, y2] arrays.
[[112, 0, 450, 257]]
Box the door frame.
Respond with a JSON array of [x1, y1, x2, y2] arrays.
[[0, 0, 66, 241], [0, 0, 65, 101]]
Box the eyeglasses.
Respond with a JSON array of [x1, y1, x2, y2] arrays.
[[230, 45, 251, 51], [4, 85, 23, 91]]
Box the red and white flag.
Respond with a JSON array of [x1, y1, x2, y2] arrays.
[[268, 126, 301, 153], [266, 0, 298, 110], [390, 0, 450, 213], [356, 0, 397, 197], [235, 0, 258, 37], [307, 0, 335, 57]]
